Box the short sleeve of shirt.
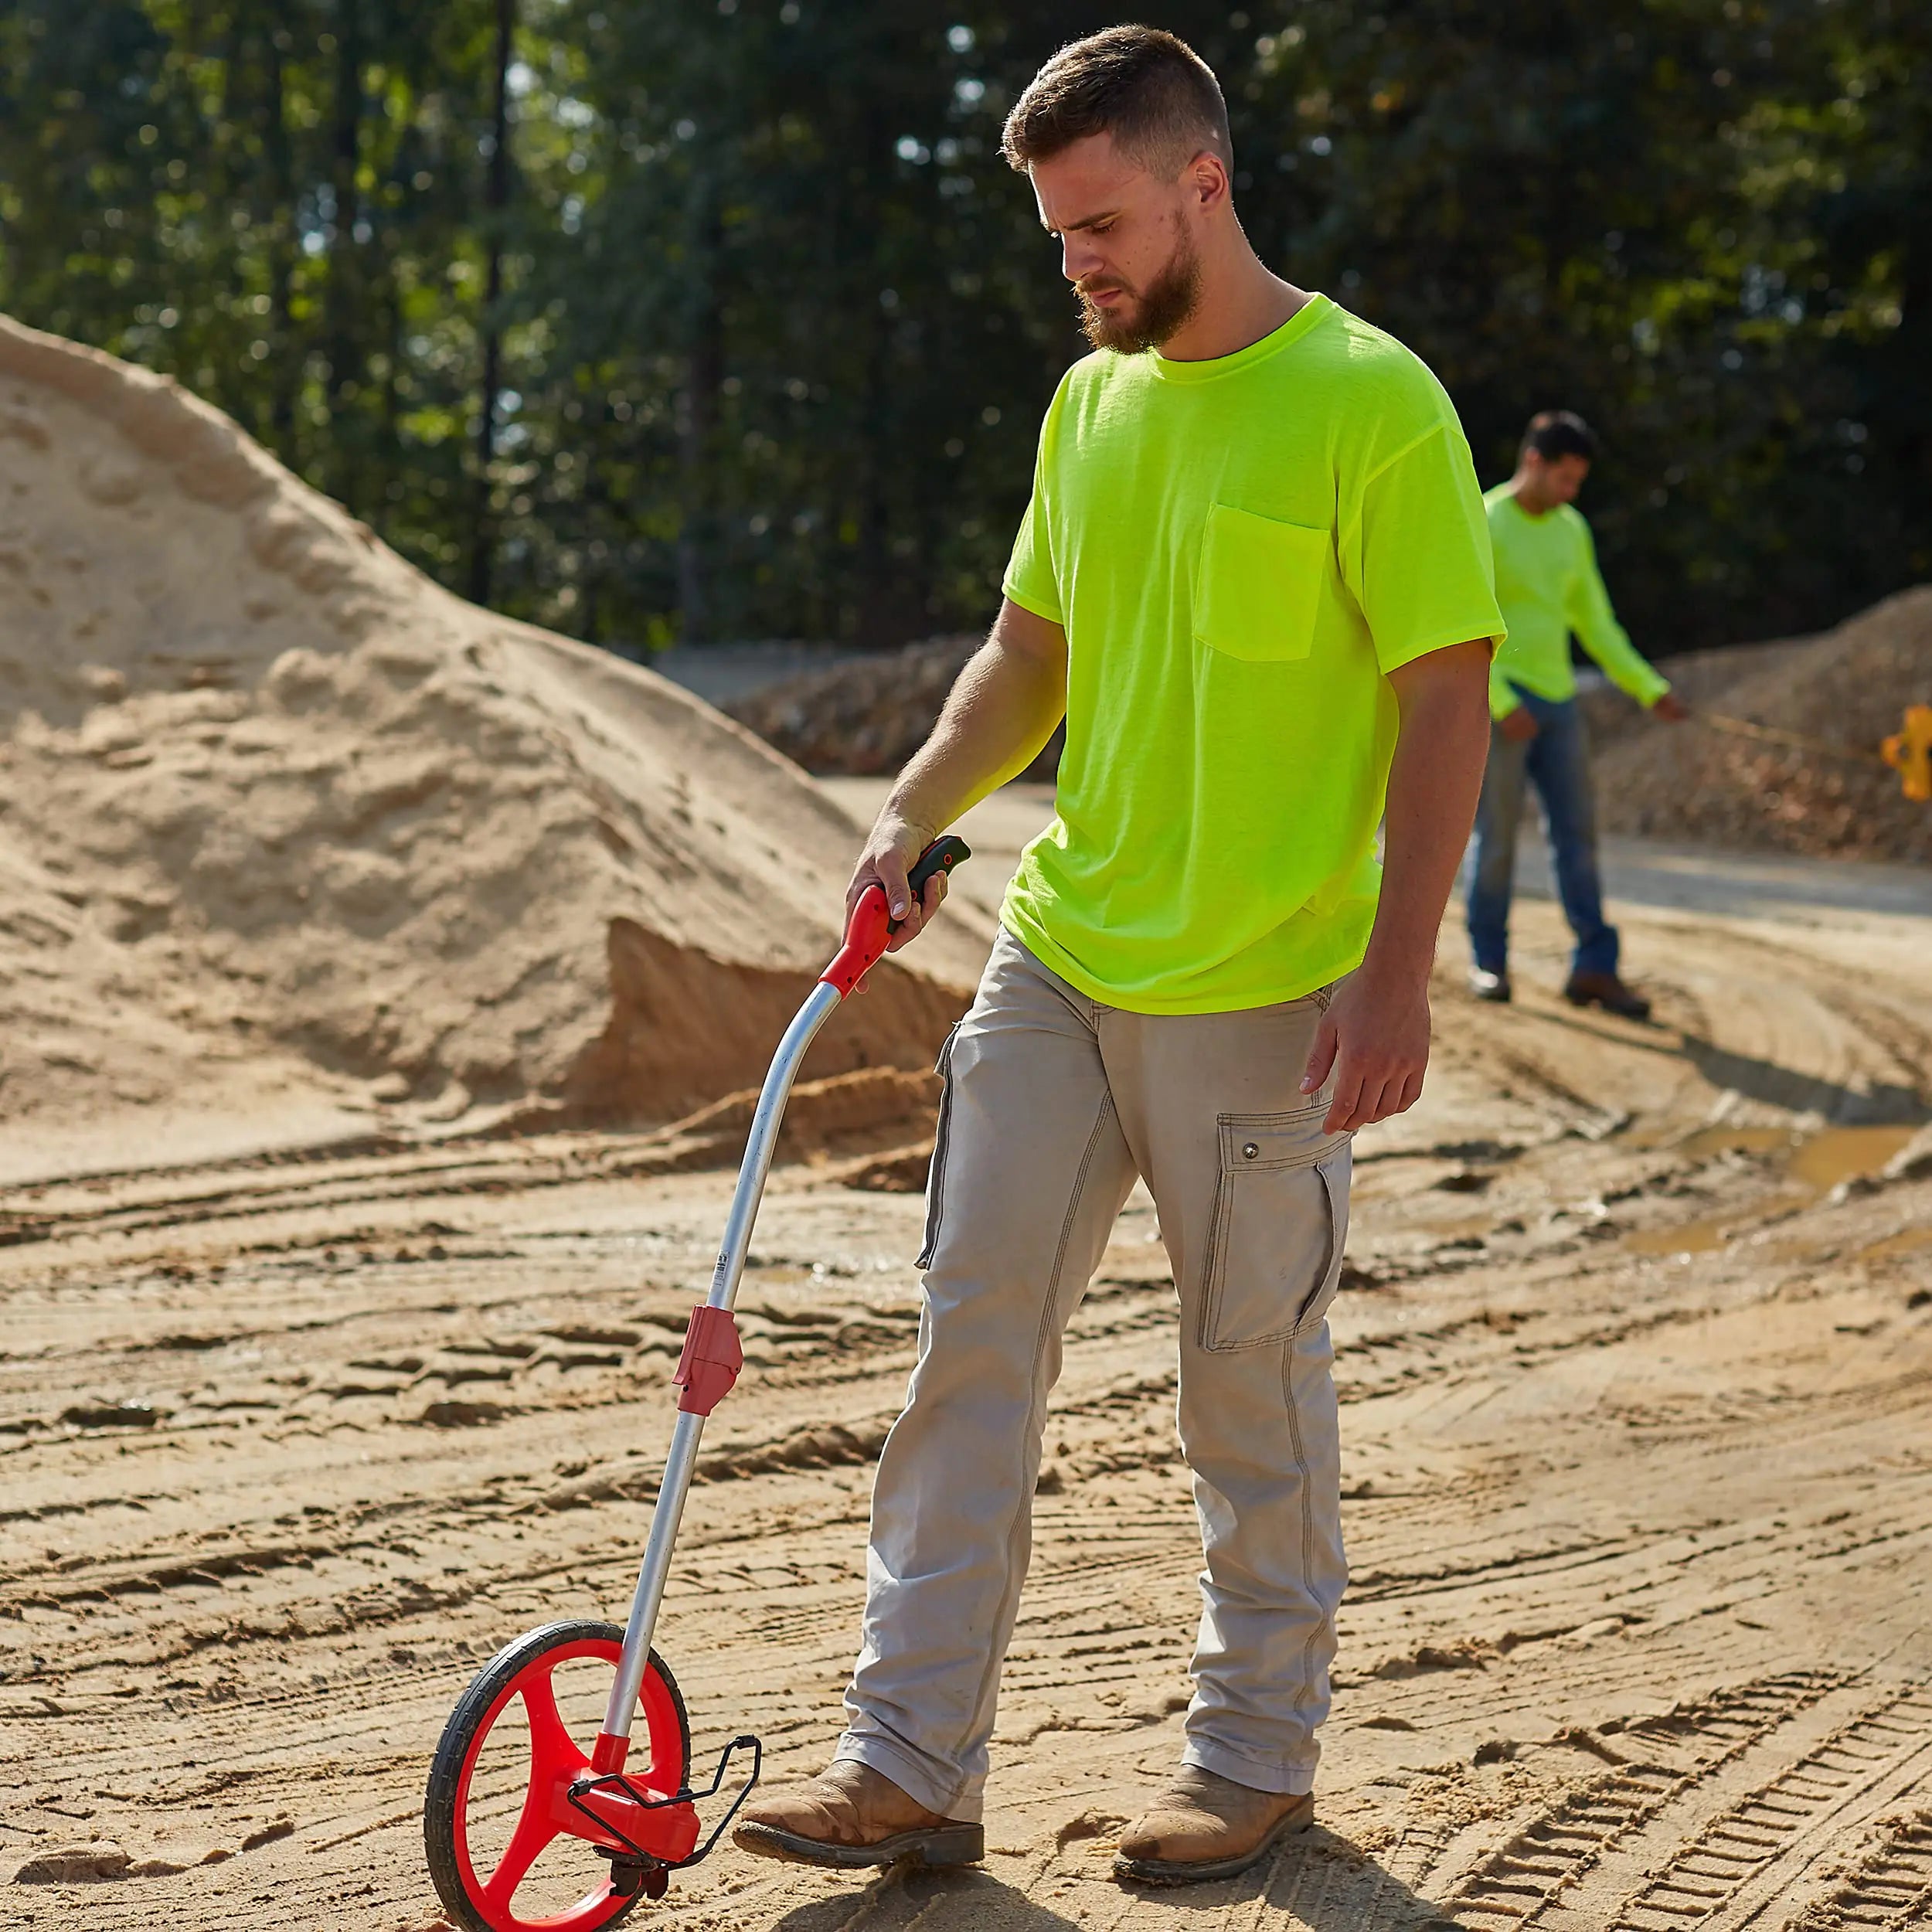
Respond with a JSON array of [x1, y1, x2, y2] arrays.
[[1341, 419, 1505, 675], [1002, 497, 1061, 624], [1001, 389, 1066, 624]]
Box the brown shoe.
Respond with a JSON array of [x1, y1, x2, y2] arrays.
[[732, 1759, 984, 1870], [1114, 1767, 1313, 1885], [1563, 970, 1652, 1022]]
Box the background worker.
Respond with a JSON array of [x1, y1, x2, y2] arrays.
[[734, 26, 1503, 1888], [1468, 410, 1688, 1017]]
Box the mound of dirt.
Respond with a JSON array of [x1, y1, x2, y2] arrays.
[[723, 634, 978, 775], [0, 315, 987, 1168], [1577, 634, 1815, 753], [734, 597, 1930, 868], [723, 634, 1064, 778], [1591, 587, 1932, 863]]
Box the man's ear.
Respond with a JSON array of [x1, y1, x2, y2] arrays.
[[1187, 149, 1230, 210]]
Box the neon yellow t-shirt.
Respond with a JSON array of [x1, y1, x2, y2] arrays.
[[1000, 294, 1505, 1015], [1483, 487, 1669, 719]]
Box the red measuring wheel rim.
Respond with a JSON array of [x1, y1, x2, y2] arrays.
[[430, 1621, 690, 1932]]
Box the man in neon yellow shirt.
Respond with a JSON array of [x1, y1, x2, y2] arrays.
[[1468, 410, 1687, 1017], [736, 27, 1502, 1886]]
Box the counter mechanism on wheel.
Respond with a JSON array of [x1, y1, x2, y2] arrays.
[[422, 836, 969, 1932]]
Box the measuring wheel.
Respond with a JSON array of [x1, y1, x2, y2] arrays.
[[424, 1621, 692, 1932], [421, 838, 971, 1918]]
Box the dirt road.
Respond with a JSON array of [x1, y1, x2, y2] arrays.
[[5, 801, 1930, 1930]]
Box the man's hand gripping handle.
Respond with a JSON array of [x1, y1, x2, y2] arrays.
[[821, 836, 971, 998]]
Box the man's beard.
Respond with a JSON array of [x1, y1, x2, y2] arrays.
[[1077, 225, 1202, 354]]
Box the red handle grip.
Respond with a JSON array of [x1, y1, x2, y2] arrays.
[[820, 835, 971, 998]]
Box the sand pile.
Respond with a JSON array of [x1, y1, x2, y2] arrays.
[[0, 315, 987, 1167], [724, 634, 1065, 779], [1591, 587, 1931, 863]]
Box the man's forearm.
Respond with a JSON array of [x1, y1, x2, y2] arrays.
[[885, 600, 1068, 840], [1301, 640, 1492, 1128], [1368, 641, 1494, 981]]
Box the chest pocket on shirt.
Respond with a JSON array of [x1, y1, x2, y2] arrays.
[[1193, 504, 1329, 664]]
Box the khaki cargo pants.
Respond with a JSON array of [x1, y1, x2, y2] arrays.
[[837, 929, 1352, 1821]]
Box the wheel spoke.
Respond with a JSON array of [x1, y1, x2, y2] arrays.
[[481, 1789, 559, 1912], [519, 1667, 583, 1781], [478, 1667, 590, 1910]]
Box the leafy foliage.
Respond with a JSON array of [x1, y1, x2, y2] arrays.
[[1, 0, 1924, 655]]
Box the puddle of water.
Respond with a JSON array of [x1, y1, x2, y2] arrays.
[[1626, 1219, 1730, 1257], [1673, 1126, 1796, 1164], [1611, 1122, 1922, 1264], [1786, 1125, 1920, 1192], [1665, 1123, 1919, 1192]]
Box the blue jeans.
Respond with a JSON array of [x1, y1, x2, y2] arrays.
[[1466, 686, 1618, 980]]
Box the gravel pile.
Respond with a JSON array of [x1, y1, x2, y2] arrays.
[[1577, 635, 1812, 753], [725, 634, 1063, 778], [724, 634, 977, 774], [722, 594, 1930, 867], [1591, 587, 1932, 863]]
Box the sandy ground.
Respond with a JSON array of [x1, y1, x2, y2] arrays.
[[4, 790, 1930, 1931]]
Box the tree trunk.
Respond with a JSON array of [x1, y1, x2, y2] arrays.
[[469, 0, 515, 607], [264, 25, 297, 461], [1893, 162, 1932, 526], [324, 0, 366, 507], [675, 181, 723, 642]]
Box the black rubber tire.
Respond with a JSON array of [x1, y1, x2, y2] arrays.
[[423, 1618, 692, 1932]]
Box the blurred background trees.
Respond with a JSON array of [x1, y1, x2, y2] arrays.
[[0, 0, 1924, 656]]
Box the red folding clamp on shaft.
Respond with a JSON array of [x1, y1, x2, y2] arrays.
[[671, 1304, 743, 1416]]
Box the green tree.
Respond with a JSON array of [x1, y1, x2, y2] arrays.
[[2, 0, 1923, 658], [0, 0, 528, 575]]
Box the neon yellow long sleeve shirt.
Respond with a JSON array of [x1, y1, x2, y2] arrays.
[[1482, 485, 1669, 719]]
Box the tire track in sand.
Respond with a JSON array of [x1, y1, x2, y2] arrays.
[[1788, 1809, 1932, 1927], [1441, 1672, 1842, 1926], [1605, 1686, 1932, 1930]]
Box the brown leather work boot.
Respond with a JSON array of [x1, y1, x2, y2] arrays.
[[732, 1759, 985, 1870], [1563, 969, 1652, 1021], [1114, 1767, 1314, 1885]]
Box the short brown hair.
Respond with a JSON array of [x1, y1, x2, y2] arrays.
[[1522, 410, 1600, 461], [1000, 26, 1232, 178]]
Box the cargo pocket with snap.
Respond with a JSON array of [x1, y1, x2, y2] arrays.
[[1192, 504, 1330, 664], [1199, 1110, 1351, 1351], [915, 1023, 962, 1270]]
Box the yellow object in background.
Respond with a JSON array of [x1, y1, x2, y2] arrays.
[[1881, 705, 1932, 802]]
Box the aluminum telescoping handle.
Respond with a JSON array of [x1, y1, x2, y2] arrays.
[[596, 837, 970, 1761], [595, 978, 841, 1757]]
